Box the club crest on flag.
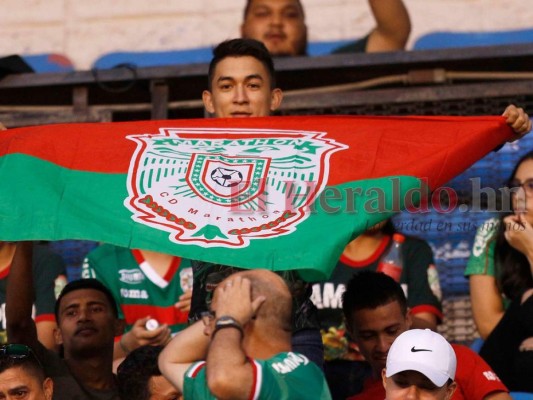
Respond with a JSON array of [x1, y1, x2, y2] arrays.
[[125, 128, 347, 248], [186, 153, 269, 206]]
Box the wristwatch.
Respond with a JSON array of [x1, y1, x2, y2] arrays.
[[212, 316, 244, 339]]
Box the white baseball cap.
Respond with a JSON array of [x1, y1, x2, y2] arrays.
[[385, 329, 457, 387]]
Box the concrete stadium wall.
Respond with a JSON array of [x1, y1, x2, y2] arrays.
[[2, 0, 532, 70]]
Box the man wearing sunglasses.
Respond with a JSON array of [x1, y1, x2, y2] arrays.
[[6, 242, 122, 399], [0, 344, 53, 400]]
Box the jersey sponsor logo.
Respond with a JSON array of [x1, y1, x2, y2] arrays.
[[482, 371, 501, 381], [272, 352, 309, 374], [119, 268, 145, 284], [311, 282, 345, 309], [179, 267, 193, 292], [120, 288, 149, 299], [427, 264, 442, 301], [125, 128, 347, 248]]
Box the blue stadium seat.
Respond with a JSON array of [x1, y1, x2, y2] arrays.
[[48, 240, 99, 281], [414, 28, 533, 50], [307, 39, 354, 55], [510, 393, 533, 400], [22, 53, 74, 73], [93, 47, 214, 69], [92, 39, 356, 69], [469, 338, 484, 353]]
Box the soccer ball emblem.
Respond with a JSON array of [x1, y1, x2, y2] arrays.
[[210, 167, 243, 187]]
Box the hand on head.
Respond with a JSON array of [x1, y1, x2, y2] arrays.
[[214, 275, 266, 326]]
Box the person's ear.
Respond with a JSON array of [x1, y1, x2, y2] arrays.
[[445, 381, 457, 400], [53, 327, 63, 346], [270, 88, 283, 112], [202, 90, 216, 114], [114, 318, 126, 337], [43, 377, 54, 400], [381, 368, 387, 390]]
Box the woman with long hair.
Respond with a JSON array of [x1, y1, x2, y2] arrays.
[[465, 150, 533, 392], [466, 151, 533, 339]]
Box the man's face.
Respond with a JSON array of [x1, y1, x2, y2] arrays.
[[0, 366, 53, 400], [241, 0, 307, 56], [349, 301, 411, 374], [202, 56, 282, 118], [383, 370, 456, 400], [148, 375, 182, 400], [55, 289, 122, 356]]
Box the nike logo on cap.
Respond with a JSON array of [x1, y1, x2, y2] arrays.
[[411, 346, 432, 352]]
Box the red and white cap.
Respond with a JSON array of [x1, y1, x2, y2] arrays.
[[385, 329, 456, 387]]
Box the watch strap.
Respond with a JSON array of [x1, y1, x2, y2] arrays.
[[212, 316, 244, 339]]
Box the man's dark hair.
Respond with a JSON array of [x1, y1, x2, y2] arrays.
[[0, 345, 47, 383], [207, 38, 276, 90], [117, 345, 166, 400], [342, 271, 408, 328], [54, 278, 119, 321]]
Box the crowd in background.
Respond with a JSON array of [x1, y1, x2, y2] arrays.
[[1, 1, 533, 399]]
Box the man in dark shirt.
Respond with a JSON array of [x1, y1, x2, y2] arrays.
[[240, 0, 411, 57], [7, 242, 122, 400]]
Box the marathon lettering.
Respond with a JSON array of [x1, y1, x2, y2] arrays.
[[187, 210, 280, 222], [139, 195, 196, 229], [153, 138, 301, 147]]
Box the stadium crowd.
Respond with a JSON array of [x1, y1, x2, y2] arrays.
[[1, 1, 532, 399]]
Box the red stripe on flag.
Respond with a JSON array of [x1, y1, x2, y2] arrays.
[[0, 116, 513, 190]]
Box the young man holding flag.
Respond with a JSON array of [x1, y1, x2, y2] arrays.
[[189, 37, 532, 372], [191, 38, 323, 368]]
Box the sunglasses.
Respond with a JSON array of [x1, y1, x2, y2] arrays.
[[508, 179, 533, 197], [0, 344, 43, 369]]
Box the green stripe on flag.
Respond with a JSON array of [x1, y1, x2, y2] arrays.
[[0, 153, 424, 281]]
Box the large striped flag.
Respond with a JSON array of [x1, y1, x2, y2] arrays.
[[0, 115, 514, 280]]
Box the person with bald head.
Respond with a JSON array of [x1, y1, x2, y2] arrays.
[[159, 269, 331, 400]]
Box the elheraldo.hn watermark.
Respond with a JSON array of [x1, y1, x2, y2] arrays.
[[228, 177, 522, 215]]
